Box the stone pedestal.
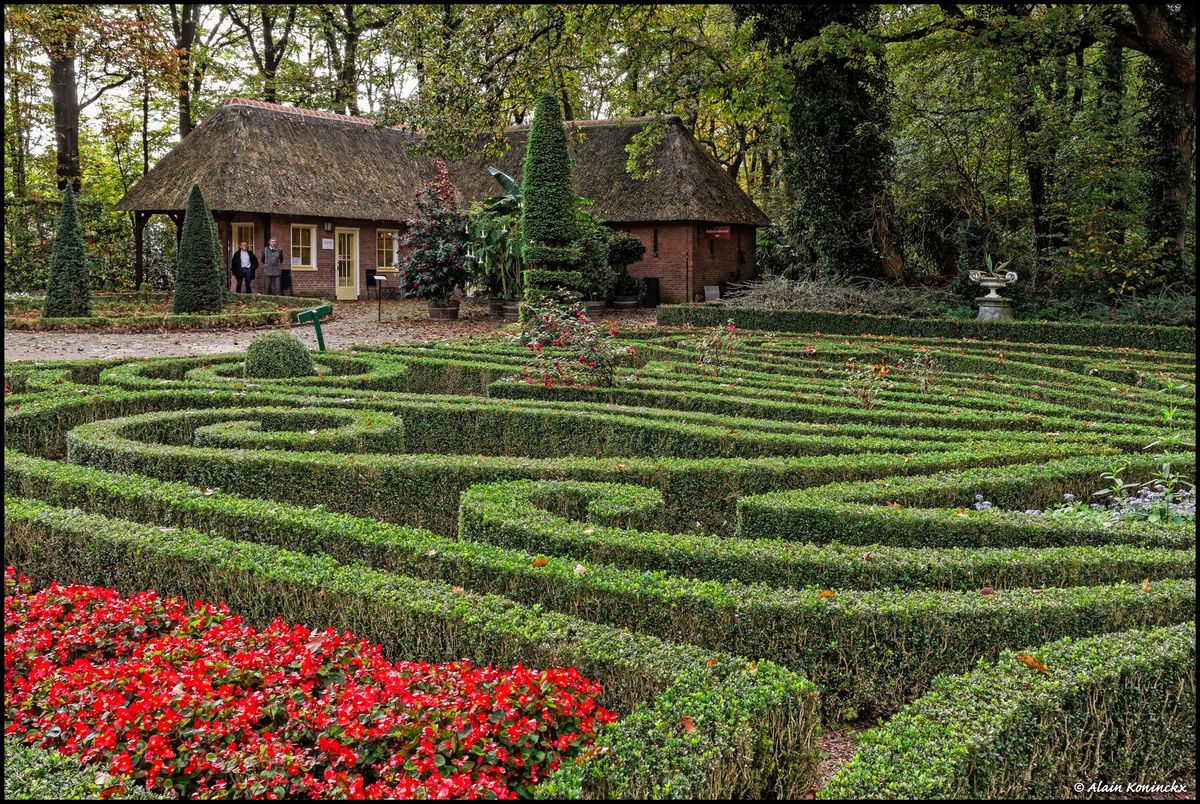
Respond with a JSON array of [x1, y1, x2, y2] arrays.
[[976, 296, 1013, 322]]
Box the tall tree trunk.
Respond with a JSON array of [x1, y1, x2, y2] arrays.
[[142, 78, 151, 176], [6, 46, 28, 196], [48, 28, 82, 191], [171, 4, 200, 139]]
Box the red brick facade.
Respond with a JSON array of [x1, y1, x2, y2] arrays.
[[616, 222, 758, 304], [219, 214, 407, 300], [218, 214, 756, 304]]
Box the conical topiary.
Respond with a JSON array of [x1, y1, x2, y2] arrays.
[[42, 184, 92, 319], [520, 93, 579, 268], [172, 184, 226, 314]]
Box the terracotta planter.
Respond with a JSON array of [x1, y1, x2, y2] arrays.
[[611, 296, 639, 312], [428, 300, 461, 320], [583, 299, 608, 318], [502, 301, 521, 322], [488, 297, 506, 317]]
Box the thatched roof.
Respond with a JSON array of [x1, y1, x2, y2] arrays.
[[116, 98, 768, 226]]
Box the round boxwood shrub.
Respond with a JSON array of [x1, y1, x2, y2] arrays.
[[243, 330, 315, 378]]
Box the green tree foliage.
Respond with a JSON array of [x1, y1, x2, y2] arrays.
[[171, 183, 225, 314], [41, 183, 92, 318], [520, 93, 578, 267], [737, 4, 897, 280]]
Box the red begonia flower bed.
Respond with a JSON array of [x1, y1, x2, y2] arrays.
[[4, 568, 616, 799]]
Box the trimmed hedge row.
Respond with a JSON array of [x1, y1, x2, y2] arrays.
[[488, 376, 1176, 443], [191, 407, 405, 453], [822, 623, 1196, 799], [5, 292, 330, 331], [3, 739, 166, 800], [5, 458, 1194, 723], [657, 303, 1197, 352], [2, 495, 822, 800], [737, 454, 1197, 549], [60, 406, 1090, 535], [457, 479, 1194, 588]]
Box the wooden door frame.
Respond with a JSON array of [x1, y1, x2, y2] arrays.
[[334, 227, 360, 300]]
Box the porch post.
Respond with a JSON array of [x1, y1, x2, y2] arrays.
[[133, 211, 148, 289]]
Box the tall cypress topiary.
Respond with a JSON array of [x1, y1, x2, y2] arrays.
[[521, 93, 579, 268], [172, 184, 226, 314], [42, 184, 92, 318]]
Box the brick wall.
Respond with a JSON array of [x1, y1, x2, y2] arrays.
[[615, 222, 758, 304], [220, 214, 408, 300], [218, 214, 758, 305]]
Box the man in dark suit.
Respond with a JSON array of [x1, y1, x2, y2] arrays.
[[230, 241, 258, 293]]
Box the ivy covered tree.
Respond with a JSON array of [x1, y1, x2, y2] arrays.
[[520, 92, 579, 269], [736, 4, 899, 281], [42, 183, 92, 318], [171, 183, 225, 314]]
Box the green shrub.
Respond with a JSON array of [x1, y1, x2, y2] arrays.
[[737, 454, 1197, 549], [821, 623, 1196, 799], [171, 184, 226, 314], [521, 93, 579, 266], [4, 739, 165, 800], [243, 330, 315, 378], [658, 304, 1197, 352], [457, 479, 1194, 589], [41, 185, 92, 319]]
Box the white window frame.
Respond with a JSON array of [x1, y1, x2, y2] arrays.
[[375, 228, 401, 273], [290, 224, 318, 271]]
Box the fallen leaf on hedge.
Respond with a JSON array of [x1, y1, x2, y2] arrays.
[[680, 716, 697, 733], [531, 557, 548, 567], [426, 548, 438, 557], [980, 587, 997, 596], [1141, 579, 1152, 593], [200, 487, 216, 496], [706, 657, 718, 669], [955, 507, 969, 516], [819, 589, 836, 600], [451, 586, 466, 595], [885, 502, 902, 510], [746, 661, 758, 673], [860, 551, 872, 562], [99, 785, 126, 799], [1017, 654, 1049, 675]]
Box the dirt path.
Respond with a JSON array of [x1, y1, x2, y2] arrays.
[[4, 299, 659, 362]]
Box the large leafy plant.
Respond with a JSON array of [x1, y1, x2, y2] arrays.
[[466, 169, 523, 300], [399, 162, 469, 306]]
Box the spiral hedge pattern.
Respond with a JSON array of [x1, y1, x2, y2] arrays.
[[4, 326, 1195, 799]]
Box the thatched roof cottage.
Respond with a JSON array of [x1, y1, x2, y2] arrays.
[[116, 98, 768, 303]]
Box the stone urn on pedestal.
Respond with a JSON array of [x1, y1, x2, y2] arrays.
[[968, 257, 1017, 322]]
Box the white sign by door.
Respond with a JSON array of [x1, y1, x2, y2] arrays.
[[321, 238, 335, 250]]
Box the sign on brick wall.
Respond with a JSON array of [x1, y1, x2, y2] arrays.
[[704, 226, 731, 239]]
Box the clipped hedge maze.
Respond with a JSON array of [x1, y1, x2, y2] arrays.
[[4, 325, 1195, 798]]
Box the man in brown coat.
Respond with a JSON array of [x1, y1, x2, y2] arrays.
[[261, 236, 285, 295]]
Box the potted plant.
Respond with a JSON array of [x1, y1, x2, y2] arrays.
[[400, 162, 469, 319], [606, 231, 646, 311]]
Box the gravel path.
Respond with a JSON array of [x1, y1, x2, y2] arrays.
[[4, 299, 659, 362]]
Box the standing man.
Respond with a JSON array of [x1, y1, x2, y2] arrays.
[[261, 235, 285, 296], [229, 240, 258, 293]]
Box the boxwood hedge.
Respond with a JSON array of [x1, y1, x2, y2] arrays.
[[821, 623, 1196, 799], [657, 303, 1197, 352]]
